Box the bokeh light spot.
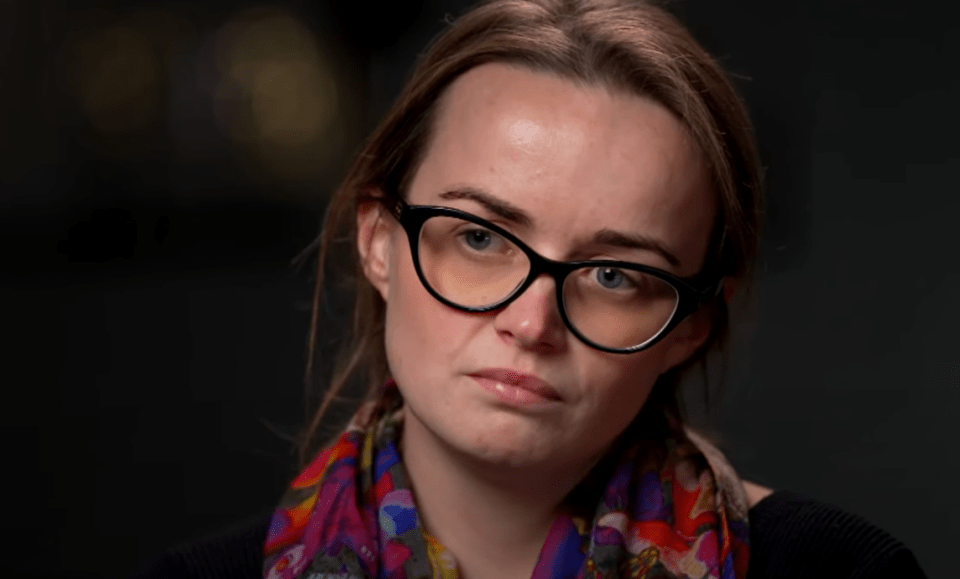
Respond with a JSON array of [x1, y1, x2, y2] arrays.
[[210, 7, 339, 183], [71, 23, 161, 134]]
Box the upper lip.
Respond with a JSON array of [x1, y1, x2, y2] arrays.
[[470, 368, 563, 401]]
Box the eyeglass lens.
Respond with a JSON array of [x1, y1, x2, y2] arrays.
[[417, 215, 680, 350]]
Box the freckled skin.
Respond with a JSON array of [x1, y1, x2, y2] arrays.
[[361, 62, 716, 478]]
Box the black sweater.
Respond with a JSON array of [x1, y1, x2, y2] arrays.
[[135, 491, 927, 578]]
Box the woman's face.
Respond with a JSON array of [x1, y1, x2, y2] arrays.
[[359, 63, 716, 475]]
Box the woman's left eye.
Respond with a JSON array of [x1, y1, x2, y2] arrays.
[[463, 229, 494, 250], [595, 267, 628, 289], [458, 227, 509, 252]]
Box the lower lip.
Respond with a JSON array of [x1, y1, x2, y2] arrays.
[[471, 376, 558, 405]]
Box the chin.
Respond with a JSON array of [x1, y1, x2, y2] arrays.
[[442, 404, 571, 467]]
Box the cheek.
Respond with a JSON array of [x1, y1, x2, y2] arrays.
[[384, 253, 428, 376], [576, 348, 669, 427], [383, 245, 473, 383]]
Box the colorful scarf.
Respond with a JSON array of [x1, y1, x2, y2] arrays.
[[263, 382, 750, 579]]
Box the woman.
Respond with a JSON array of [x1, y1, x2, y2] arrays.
[[139, 1, 925, 578]]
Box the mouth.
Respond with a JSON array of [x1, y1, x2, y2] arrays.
[[469, 368, 563, 405]]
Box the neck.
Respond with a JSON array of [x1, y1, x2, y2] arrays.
[[399, 408, 596, 579]]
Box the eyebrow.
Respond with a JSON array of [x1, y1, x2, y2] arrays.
[[439, 188, 533, 227], [437, 187, 681, 268], [591, 228, 681, 268]]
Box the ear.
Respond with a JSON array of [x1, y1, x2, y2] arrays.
[[356, 194, 395, 302], [661, 307, 713, 372], [660, 276, 733, 372]]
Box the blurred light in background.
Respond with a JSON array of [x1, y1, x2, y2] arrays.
[[210, 7, 341, 187], [72, 23, 159, 134], [66, 10, 191, 139], [54, 5, 354, 200]]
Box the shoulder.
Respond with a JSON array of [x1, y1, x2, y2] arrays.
[[132, 512, 271, 579], [745, 491, 927, 578], [742, 480, 774, 509]]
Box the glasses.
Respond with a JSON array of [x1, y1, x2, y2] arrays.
[[381, 197, 721, 354]]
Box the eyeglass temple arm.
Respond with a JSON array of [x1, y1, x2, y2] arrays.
[[387, 197, 404, 221], [695, 277, 724, 307]]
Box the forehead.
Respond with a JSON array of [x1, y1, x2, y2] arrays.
[[409, 63, 715, 275]]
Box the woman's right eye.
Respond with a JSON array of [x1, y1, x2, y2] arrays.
[[459, 228, 496, 250], [594, 267, 628, 289]]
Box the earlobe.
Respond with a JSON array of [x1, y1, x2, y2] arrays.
[[662, 308, 713, 372], [663, 275, 736, 370], [356, 196, 394, 302]]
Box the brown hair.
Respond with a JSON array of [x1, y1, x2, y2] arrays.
[[296, 0, 763, 466]]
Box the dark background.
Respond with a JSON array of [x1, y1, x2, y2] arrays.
[[3, 0, 957, 577]]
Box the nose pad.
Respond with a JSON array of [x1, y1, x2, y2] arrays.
[[493, 274, 567, 350]]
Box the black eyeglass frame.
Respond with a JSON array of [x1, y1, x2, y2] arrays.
[[381, 197, 723, 354]]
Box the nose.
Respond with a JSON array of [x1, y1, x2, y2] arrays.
[[492, 274, 567, 352]]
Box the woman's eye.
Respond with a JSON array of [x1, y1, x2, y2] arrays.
[[461, 228, 495, 250], [595, 267, 627, 289]]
